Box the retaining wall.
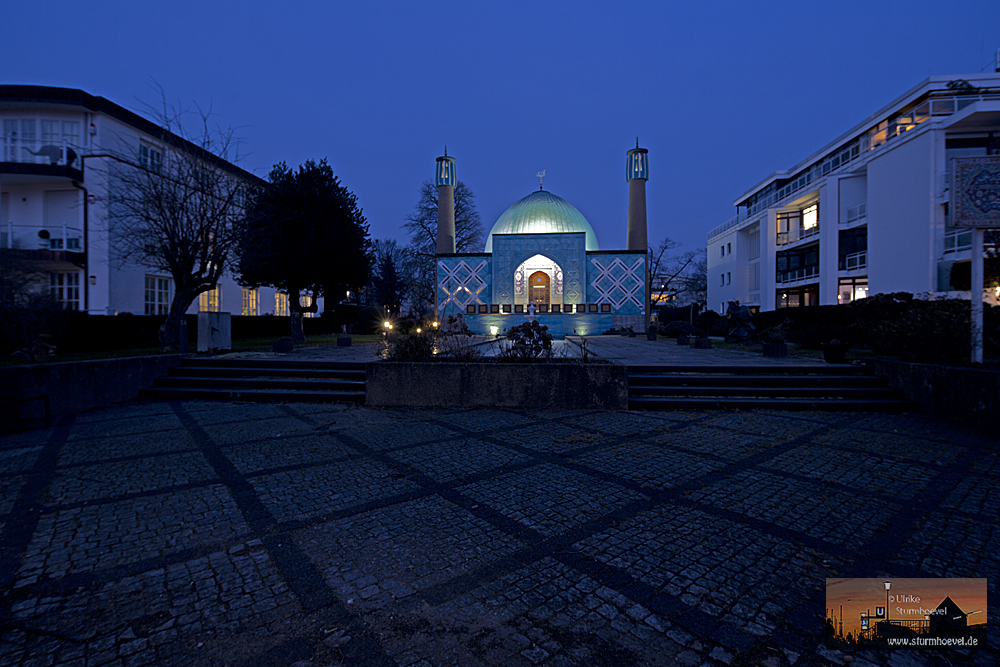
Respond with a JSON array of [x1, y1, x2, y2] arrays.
[[366, 362, 628, 410], [871, 359, 1000, 434], [1, 355, 185, 426]]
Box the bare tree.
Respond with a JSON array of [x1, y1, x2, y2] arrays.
[[107, 89, 256, 351], [648, 238, 706, 308], [403, 180, 483, 315], [365, 238, 408, 316]]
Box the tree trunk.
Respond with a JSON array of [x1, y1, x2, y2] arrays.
[[288, 291, 306, 344]]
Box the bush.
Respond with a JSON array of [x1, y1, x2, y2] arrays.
[[660, 321, 696, 338], [697, 311, 725, 336], [496, 320, 553, 361], [382, 332, 435, 361], [357, 306, 385, 335], [437, 314, 482, 361]]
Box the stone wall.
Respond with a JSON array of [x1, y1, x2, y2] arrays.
[[871, 359, 1000, 434], [366, 362, 628, 410], [1, 355, 185, 427]]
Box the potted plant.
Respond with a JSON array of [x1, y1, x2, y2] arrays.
[[647, 324, 658, 341], [676, 333, 690, 345], [272, 336, 293, 353], [760, 327, 787, 358], [821, 338, 850, 364], [694, 332, 712, 349]]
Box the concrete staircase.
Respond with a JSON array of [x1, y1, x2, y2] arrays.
[[141, 358, 366, 403], [627, 364, 915, 411]]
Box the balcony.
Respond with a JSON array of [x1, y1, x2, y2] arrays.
[[842, 202, 866, 225], [1, 135, 83, 182], [840, 251, 867, 271], [3, 223, 83, 262], [776, 265, 819, 284], [776, 224, 820, 246], [943, 229, 972, 254]]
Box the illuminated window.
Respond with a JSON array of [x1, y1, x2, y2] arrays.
[[274, 292, 289, 316], [50, 272, 80, 310], [241, 288, 258, 316], [301, 294, 316, 318], [144, 276, 170, 315], [199, 285, 221, 312], [802, 204, 818, 229]]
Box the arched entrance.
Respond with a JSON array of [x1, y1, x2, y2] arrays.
[[528, 270, 550, 305]]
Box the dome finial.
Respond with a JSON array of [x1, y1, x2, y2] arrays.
[[536, 169, 545, 191], [636, 137, 639, 149], [444, 145, 447, 157]]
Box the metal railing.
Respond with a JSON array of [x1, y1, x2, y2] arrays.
[[776, 224, 820, 246], [776, 265, 819, 284], [844, 202, 867, 224], [3, 222, 83, 252], [706, 210, 751, 241], [2, 135, 83, 169], [841, 251, 867, 271], [943, 229, 973, 254]]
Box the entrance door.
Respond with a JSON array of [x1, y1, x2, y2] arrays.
[[528, 271, 550, 305]]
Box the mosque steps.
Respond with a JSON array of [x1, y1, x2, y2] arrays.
[[627, 365, 915, 411], [141, 359, 366, 403]]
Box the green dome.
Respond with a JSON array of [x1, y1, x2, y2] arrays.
[[485, 190, 599, 252]]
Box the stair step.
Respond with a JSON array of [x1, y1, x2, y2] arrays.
[[628, 374, 885, 387], [181, 359, 365, 371], [155, 376, 365, 391], [628, 397, 917, 411], [170, 366, 365, 380], [141, 387, 365, 403], [627, 364, 870, 375], [628, 386, 900, 399]]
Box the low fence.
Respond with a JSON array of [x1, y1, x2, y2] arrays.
[[871, 359, 1000, 434], [366, 362, 628, 410], [0, 355, 185, 428]]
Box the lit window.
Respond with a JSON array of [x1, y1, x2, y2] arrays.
[[199, 286, 221, 312], [802, 204, 818, 229], [144, 276, 170, 315], [274, 292, 289, 316], [301, 294, 316, 318], [50, 272, 80, 310], [242, 288, 258, 316]]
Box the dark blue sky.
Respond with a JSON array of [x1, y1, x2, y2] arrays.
[[5, 1, 999, 254]]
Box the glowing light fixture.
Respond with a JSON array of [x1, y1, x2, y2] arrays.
[[383, 321, 392, 330], [416, 327, 422, 333], [489, 325, 499, 336]]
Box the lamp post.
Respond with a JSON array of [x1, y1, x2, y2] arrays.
[[884, 580, 891, 627]]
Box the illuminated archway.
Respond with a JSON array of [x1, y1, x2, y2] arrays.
[[514, 254, 562, 307]]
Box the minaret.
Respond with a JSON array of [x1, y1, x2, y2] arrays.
[[435, 150, 457, 255], [626, 140, 649, 252]]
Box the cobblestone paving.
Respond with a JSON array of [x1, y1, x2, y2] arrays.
[[0, 403, 997, 666]]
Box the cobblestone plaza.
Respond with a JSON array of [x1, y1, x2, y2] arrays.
[[1, 402, 996, 666]]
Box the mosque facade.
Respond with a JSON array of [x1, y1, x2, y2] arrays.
[[434, 146, 650, 337]]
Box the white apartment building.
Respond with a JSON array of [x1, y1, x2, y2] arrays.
[[0, 85, 305, 318], [707, 72, 1000, 313]]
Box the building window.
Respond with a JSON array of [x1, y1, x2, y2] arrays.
[[144, 276, 170, 315], [838, 277, 869, 304], [50, 272, 80, 310], [777, 285, 819, 308], [726, 272, 731, 285], [242, 288, 258, 316], [274, 292, 289, 316], [838, 227, 868, 270], [802, 204, 818, 230], [776, 245, 819, 284], [199, 285, 221, 312], [301, 294, 316, 318], [727, 242, 732, 256], [748, 228, 761, 260], [720, 246, 725, 257], [721, 274, 725, 286], [139, 144, 162, 172]]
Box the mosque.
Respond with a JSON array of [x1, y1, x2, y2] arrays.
[[434, 144, 650, 337]]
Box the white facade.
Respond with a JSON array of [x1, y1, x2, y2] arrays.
[[0, 86, 304, 318], [707, 73, 1000, 313]]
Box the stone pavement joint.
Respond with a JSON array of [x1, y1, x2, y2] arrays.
[[0, 401, 996, 666]]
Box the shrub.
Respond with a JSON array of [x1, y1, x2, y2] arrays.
[[697, 311, 725, 336], [437, 314, 482, 361], [382, 333, 435, 361], [496, 320, 553, 361], [357, 306, 384, 334], [660, 321, 696, 338]]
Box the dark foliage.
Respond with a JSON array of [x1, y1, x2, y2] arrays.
[[498, 320, 554, 361], [237, 160, 371, 343], [382, 332, 435, 361]]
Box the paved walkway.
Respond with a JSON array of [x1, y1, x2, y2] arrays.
[[1, 402, 995, 666]]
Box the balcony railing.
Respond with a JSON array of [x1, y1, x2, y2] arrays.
[[3, 223, 83, 252], [706, 210, 751, 241], [776, 224, 820, 246], [943, 229, 972, 254], [843, 202, 866, 224], [776, 265, 819, 284], [2, 135, 83, 169], [840, 251, 867, 271]]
